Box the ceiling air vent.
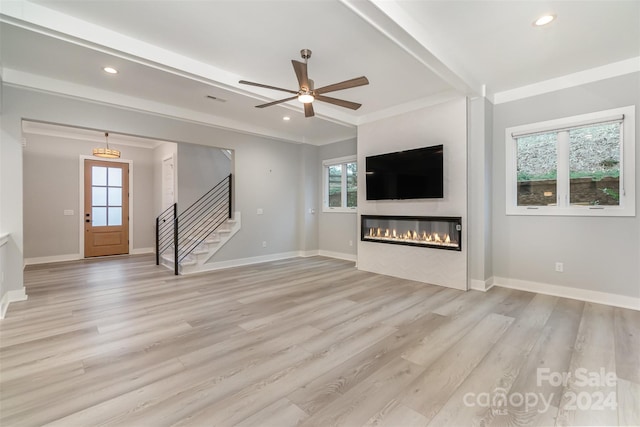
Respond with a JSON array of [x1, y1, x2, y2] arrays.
[[206, 95, 227, 102]]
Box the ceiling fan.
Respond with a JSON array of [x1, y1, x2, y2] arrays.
[[239, 49, 369, 118]]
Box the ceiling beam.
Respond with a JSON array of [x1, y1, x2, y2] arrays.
[[340, 0, 484, 98], [0, 0, 362, 128]]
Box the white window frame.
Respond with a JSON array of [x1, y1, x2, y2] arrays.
[[323, 155, 357, 213], [506, 106, 635, 217]]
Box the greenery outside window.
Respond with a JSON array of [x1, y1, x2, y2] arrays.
[[323, 156, 357, 212], [506, 106, 635, 216]]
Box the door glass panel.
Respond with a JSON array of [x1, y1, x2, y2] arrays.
[[92, 187, 107, 206], [108, 207, 122, 226], [90, 164, 126, 227], [92, 166, 107, 186], [108, 188, 122, 206], [92, 207, 107, 226], [108, 167, 122, 187]]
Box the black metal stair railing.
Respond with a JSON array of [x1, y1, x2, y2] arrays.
[[156, 174, 232, 275], [156, 202, 177, 271]]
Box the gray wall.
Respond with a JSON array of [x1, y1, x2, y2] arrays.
[[298, 144, 320, 253], [318, 138, 358, 257], [177, 143, 231, 214], [492, 72, 640, 298], [22, 133, 155, 258], [0, 85, 322, 278], [1, 92, 25, 298], [209, 139, 309, 261]]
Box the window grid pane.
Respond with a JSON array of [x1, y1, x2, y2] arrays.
[[569, 123, 620, 206], [108, 188, 123, 206], [328, 165, 342, 208], [92, 187, 107, 206], [516, 132, 558, 206], [108, 167, 122, 187], [108, 207, 122, 226], [92, 207, 107, 226], [346, 162, 357, 208], [92, 166, 107, 186]]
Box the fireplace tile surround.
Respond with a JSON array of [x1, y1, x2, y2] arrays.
[[361, 215, 462, 251]]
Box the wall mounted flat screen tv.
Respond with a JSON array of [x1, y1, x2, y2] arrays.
[[366, 144, 443, 200]]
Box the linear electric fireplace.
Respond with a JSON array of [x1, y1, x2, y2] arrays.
[[361, 215, 462, 251]]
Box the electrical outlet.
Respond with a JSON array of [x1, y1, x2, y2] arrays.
[[262, 241, 267, 247], [555, 262, 564, 272], [63, 210, 74, 216], [257, 208, 263, 215], [349, 240, 353, 246]]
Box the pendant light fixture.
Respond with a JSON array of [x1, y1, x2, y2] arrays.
[[93, 132, 121, 159]]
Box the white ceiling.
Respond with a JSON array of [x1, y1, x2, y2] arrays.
[[1, 0, 639, 145]]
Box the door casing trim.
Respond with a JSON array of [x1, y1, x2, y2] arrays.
[[79, 156, 134, 258]]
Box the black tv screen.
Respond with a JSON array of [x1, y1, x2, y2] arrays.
[[366, 145, 443, 200]]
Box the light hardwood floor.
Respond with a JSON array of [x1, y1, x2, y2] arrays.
[[1, 255, 638, 426]]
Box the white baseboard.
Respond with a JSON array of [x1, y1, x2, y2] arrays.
[[1, 287, 28, 319], [317, 250, 357, 263], [131, 247, 154, 255], [24, 253, 80, 266], [470, 277, 494, 292], [492, 276, 640, 311], [25, 248, 153, 266], [299, 250, 320, 258], [181, 251, 301, 275]]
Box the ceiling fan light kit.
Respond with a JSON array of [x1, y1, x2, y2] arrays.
[[239, 49, 369, 117]]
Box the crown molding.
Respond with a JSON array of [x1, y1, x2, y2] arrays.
[[2, 68, 324, 145], [491, 57, 640, 105]]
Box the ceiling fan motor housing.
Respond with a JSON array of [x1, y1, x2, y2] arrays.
[[300, 49, 312, 61]]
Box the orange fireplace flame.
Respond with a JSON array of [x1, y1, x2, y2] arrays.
[[364, 226, 457, 247]]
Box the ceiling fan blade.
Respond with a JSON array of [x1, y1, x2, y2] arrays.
[[255, 96, 298, 108], [239, 80, 298, 95], [304, 103, 314, 118], [315, 95, 362, 110], [315, 76, 369, 95], [292, 60, 310, 90]]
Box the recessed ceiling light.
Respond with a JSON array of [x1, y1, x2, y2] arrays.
[[103, 67, 118, 74], [533, 14, 556, 26], [283, 116, 291, 121]]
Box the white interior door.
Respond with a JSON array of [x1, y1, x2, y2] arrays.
[[162, 156, 175, 209]]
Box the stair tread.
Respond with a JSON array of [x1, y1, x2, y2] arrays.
[[158, 211, 241, 274]]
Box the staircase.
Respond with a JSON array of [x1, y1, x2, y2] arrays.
[[156, 174, 240, 275]]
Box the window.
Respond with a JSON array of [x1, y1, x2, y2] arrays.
[[506, 106, 635, 216], [323, 156, 357, 212], [91, 165, 123, 226]]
